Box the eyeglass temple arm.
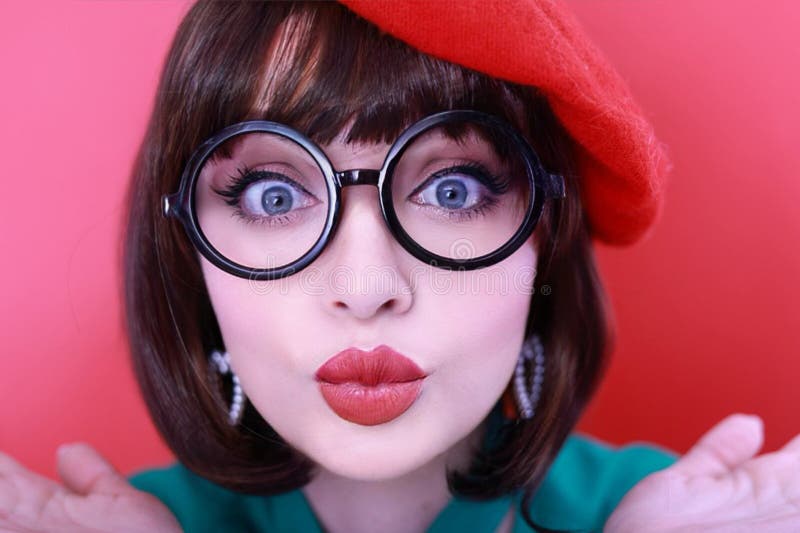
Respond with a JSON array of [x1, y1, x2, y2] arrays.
[[162, 193, 180, 218], [543, 172, 566, 199]]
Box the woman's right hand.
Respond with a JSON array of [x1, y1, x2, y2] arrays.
[[0, 442, 182, 533]]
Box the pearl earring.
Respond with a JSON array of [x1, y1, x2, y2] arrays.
[[511, 333, 546, 420], [209, 350, 246, 425]]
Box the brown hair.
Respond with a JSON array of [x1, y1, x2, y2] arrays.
[[121, 2, 612, 531]]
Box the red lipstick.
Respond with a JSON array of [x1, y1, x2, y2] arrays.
[[315, 344, 426, 426]]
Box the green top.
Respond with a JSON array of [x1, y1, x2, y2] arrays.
[[128, 425, 677, 533]]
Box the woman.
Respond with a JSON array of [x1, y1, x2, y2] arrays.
[[1, 2, 798, 532]]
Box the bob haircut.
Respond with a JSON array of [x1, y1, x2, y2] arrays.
[[122, 1, 613, 531]]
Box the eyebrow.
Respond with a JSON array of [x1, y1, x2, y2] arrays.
[[207, 129, 307, 164], [207, 135, 244, 164], [205, 128, 331, 179]]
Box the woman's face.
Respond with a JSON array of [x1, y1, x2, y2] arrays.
[[199, 126, 539, 481]]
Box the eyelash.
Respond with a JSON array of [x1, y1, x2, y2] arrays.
[[436, 196, 500, 221], [212, 165, 304, 227], [429, 161, 511, 195], [410, 161, 510, 221]]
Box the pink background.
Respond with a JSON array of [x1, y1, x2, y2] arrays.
[[1, 1, 798, 480]]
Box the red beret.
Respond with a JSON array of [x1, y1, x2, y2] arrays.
[[337, 0, 672, 246]]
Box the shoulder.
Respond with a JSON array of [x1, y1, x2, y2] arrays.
[[523, 432, 679, 532], [127, 462, 316, 533]]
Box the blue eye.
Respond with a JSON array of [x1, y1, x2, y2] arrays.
[[408, 163, 510, 221], [419, 174, 485, 211], [212, 166, 320, 227], [241, 180, 305, 217]]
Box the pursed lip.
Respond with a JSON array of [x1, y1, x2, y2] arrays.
[[315, 344, 427, 385]]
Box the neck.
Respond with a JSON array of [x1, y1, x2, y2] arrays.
[[300, 419, 489, 533]]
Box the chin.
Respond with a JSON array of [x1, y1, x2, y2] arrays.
[[313, 447, 433, 481], [303, 426, 447, 481]]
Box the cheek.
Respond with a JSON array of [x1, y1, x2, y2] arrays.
[[201, 258, 321, 435], [412, 241, 537, 419], [199, 258, 302, 375], [201, 261, 272, 345], [419, 239, 536, 357]]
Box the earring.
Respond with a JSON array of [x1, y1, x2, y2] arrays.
[[209, 349, 246, 425], [502, 333, 546, 421]]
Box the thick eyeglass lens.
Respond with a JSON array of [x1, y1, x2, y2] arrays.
[[390, 120, 533, 260], [193, 132, 330, 270]]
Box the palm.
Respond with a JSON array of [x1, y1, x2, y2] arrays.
[[0, 443, 181, 533], [605, 414, 800, 532]]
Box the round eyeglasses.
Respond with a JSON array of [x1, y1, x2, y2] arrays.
[[161, 109, 566, 281]]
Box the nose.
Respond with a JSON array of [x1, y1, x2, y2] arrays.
[[319, 185, 413, 321]]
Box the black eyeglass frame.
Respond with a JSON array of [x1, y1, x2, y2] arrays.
[[162, 109, 566, 281]]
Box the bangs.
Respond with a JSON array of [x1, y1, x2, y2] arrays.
[[246, 2, 530, 146]]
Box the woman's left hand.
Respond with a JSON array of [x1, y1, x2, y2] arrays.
[[604, 413, 800, 532]]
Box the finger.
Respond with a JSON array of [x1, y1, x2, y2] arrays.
[[0, 449, 27, 477], [671, 413, 764, 478], [1, 448, 63, 488], [56, 443, 132, 497], [0, 452, 64, 522], [0, 520, 40, 533], [0, 449, 65, 492], [779, 431, 800, 454]]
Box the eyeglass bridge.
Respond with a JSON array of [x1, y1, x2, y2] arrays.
[[335, 169, 380, 187]]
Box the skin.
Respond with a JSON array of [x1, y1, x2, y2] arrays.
[[605, 414, 800, 532], [199, 129, 539, 532]]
